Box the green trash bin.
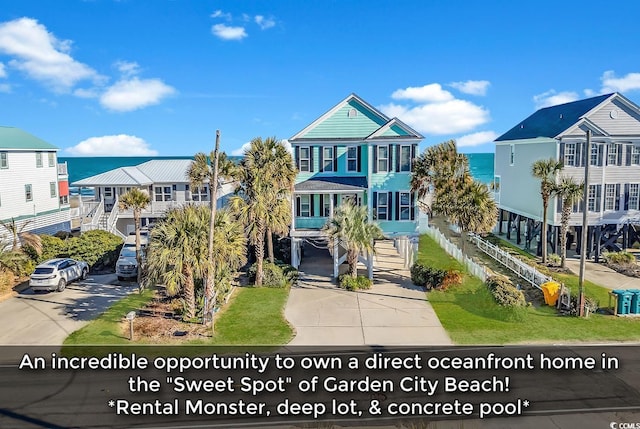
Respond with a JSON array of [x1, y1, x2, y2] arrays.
[[628, 289, 640, 314], [613, 290, 632, 315]]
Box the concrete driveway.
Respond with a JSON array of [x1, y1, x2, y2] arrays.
[[0, 273, 136, 345], [286, 241, 452, 345]]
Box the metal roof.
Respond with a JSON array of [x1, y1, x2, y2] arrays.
[[495, 93, 613, 142], [71, 159, 194, 187], [295, 176, 368, 192], [0, 126, 58, 150]]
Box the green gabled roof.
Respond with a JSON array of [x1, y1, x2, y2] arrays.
[[495, 93, 614, 142], [0, 126, 58, 150]]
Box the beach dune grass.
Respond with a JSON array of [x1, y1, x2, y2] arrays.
[[420, 235, 640, 344]]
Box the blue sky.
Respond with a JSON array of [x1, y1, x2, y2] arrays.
[[1, 1, 640, 156]]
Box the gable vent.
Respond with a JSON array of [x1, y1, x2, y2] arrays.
[[348, 108, 358, 118]]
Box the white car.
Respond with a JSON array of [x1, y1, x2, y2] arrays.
[[30, 258, 89, 292]]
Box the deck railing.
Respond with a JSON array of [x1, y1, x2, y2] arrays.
[[469, 234, 551, 290], [81, 199, 104, 233], [425, 226, 490, 281]]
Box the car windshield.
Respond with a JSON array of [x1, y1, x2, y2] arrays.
[[34, 267, 54, 274], [120, 247, 137, 258]]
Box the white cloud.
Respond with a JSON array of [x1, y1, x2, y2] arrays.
[[533, 90, 579, 109], [0, 62, 6, 78], [391, 83, 453, 103], [100, 77, 175, 112], [115, 60, 140, 78], [73, 87, 99, 98], [255, 15, 275, 30], [601, 70, 640, 93], [457, 131, 499, 147], [211, 10, 232, 20], [212, 24, 247, 41], [66, 134, 158, 156], [0, 83, 10, 93], [0, 17, 99, 92], [231, 142, 251, 156], [583, 88, 597, 97], [449, 80, 490, 96], [379, 98, 490, 135]]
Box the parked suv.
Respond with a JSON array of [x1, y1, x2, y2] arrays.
[[30, 258, 89, 292], [116, 233, 148, 281]]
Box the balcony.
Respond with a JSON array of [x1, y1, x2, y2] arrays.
[[295, 216, 328, 230]]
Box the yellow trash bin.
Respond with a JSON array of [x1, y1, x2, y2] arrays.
[[541, 281, 560, 306]]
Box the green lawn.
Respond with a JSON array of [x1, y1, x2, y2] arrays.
[[419, 235, 640, 344], [65, 286, 293, 345]]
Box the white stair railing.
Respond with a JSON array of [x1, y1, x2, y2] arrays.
[[81, 198, 104, 232], [106, 194, 126, 239]]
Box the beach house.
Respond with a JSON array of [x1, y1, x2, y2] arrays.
[[288, 93, 425, 276], [0, 127, 71, 238], [71, 159, 234, 238], [494, 92, 640, 259]]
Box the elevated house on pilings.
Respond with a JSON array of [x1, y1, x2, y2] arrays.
[[288, 94, 427, 278], [494, 92, 640, 261]]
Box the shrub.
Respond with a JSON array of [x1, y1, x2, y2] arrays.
[[37, 234, 66, 263], [248, 262, 288, 288], [547, 253, 561, 266], [338, 274, 372, 291], [602, 251, 636, 266], [61, 230, 123, 270], [440, 270, 463, 291], [410, 263, 447, 290], [486, 276, 526, 307]]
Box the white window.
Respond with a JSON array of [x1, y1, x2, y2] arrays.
[[377, 146, 389, 172], [400, 145, 411, 172], [590, 143, 603, 166], [104, 187, 113, 198], [0, 152, 6, 169], [375, 193, 388, 220], [510, 144, 515, 165], [632, 146, 640, 165], [607, 144, 618, 165], [323, 194, 331, 216], [399, 192, 411, 220], [564, 143, 576, 166], [299, 147, 311, 172], [347, 146, 358, 172], [604, 184, 616, 211], [154, 186, 172, 202], [59, 195, 69, 205], [36, 152, 42, 168], [587, 185, 598, 211], [322, 147, 334, 172], [48, 152, 55, 167], [299, 195, 310, 217], [628, 184, 639, 210], [50, 182, 57, 198], [191, 186, 208, 201], [347, 108, 358, 118], [25, 184, 33, 202]]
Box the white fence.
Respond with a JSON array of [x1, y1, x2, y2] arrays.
[[425, 227, 489, 281], [469, 234, 551, 290]]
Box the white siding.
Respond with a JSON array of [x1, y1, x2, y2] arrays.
[[587, 99, 640, 136]]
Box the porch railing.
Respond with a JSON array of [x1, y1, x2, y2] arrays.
[[81, 198, 104, 233]]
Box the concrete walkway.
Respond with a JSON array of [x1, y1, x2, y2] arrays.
[[285, 241, 452, 346], [564, 257, 639, 290]]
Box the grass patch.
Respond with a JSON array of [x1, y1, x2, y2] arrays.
[[486, 233, 536, 260], [65, 288, 155, 345], [421, 235, 640, 344]]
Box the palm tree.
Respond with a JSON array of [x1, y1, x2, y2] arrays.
[[322, 201, 383, 278], [0, 218, 42, 255], [144, 205, 210, 320], [531, 158, 563, 263], [119, 188, 151, 286], [211, 209, 247, 303], [554, 176, 584, 268], [231, 137, 295, 285], [451, 180, 498, 251]]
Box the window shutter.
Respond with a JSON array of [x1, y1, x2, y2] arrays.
[[624, 184, 630, 210], [372, 146, 378, 173], [559, 143, 565, 165], [617, 144, 623, 165], [595, 184, 602, 211], [387, 192, 393, 221], [388, 144, 393, 172], [372, 191, 378, 219], [310, 147, 315, 172], [597, 145, 603, 166], [395, 145, 401, 172], [295, 146, 300, 170], [310, 194, 315, 216], [333, 146, 338, 172], [604, 144, 609, 166], [411, 144, 416, 171], [319, 147, 324, 172], [615, 184, 621, 211], [319, 194, 324, 215], [626, 145, 633, 166], [333, 194, 338, 208], [575, 142, 583, 167], [410, 192, 416, 220], [357, 146, 362, 172], [395, 191, 400, 220], [556, 196, 562, 213], [296, 197, 301, 217]]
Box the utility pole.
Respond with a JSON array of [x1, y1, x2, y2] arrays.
[[207, 130, 221, 324], [578, 129, 591, 317]]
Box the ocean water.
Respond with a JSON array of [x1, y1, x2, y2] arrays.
[[60, 153, 495, 187]]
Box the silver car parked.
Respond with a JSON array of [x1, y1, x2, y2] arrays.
[[29, 258, 89, 292]]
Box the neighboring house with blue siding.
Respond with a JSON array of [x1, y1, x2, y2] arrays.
[[0, 127, 71, 239], [289, 93, 424, 277], [494, 92, 640, 259]]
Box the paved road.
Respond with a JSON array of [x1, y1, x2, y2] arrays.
[[0, 274, 136, 345]]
